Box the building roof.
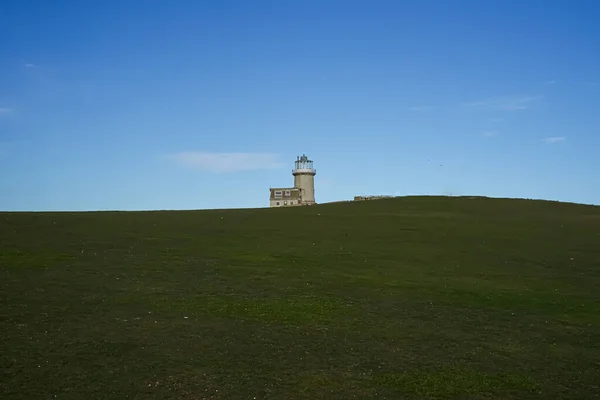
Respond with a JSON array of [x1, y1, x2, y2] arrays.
[[270, 187, 301, 200]]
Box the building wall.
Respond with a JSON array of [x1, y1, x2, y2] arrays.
[[269, 188, 302, 207], [270, 199, 301, 207], [293, 173, 315, 204]]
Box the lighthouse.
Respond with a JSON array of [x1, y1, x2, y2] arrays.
[[292, 154, 316, 205], [268, 154, 317, 207]]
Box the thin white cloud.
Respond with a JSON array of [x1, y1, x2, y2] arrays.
[[167, 151, 284, 173], [407, 105, 433, 112], [462, 95, 541, 111], [543, 80, 556, 85], [0, 108, 13, 115], [24, 63, 37, 68], [482, 131, 496, 137], [542, 136, 566, 144]]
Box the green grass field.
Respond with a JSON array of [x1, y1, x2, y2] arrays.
[[1, 196, 599, 399]]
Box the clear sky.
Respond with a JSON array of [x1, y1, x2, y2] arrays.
[[1, 0, 599, 211]]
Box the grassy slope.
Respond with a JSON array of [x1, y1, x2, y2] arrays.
[[1, 196, 599, 399]]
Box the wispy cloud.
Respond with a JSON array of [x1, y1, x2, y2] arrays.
[[542, 136, 566, 144], [24, 63, 38, 68], [462, 95, 541, 111], [407, 105, 433, 112], [0, 107, 13, 115], [167, 152, 284, 173], [482, 131, 497, 137], [543, 80, 556, 85]]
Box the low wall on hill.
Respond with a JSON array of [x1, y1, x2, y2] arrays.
[[353, 195, 394, 201]]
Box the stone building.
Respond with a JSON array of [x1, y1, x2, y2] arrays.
[[269, 154, 316, 207]]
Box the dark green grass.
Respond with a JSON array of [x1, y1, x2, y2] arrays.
[[1, 196, 600, 399]]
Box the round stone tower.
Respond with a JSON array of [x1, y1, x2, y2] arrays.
[[293, 154, 316, 205]]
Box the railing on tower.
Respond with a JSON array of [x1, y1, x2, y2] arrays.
[[293, 154, 315, 172]]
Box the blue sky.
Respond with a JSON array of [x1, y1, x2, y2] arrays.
[[1, 0, 599, 211]]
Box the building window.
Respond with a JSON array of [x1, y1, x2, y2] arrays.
[[274, 191, 282, 198], [290, 201, 294, 205], [284, 201, 287, 205], [285, 190, 290, 196], [276, 202, 280, 206]]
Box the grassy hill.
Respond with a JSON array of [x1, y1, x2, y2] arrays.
[[1, 196, 599, 399]]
